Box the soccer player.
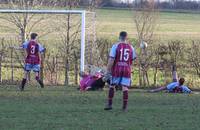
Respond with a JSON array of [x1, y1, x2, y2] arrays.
[[104, 31, 137, 111], [149, 65, 192, 93], [19, 33, 45, 91], [79, 71, 105, 91]]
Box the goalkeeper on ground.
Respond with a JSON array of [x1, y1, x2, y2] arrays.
[[79, 71, 108, 91]]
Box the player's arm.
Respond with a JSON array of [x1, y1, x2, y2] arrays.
[[37, 44, 45, 66], [39, 44, 46, 54], [107, 44, 117, 73], [131, 46, 138, 67], [9, 41, 28, 50], [38, 43, 46, 59], [149, 79, 174, 93], [132, 46, 137, 61], [9, 46, 23, 50], [149, 86, 167, 93], [11, 41, 29, 50], [103, 44, 117, 82], [102, 58, 114, 82], [18, 41, 29, 57], [182, 86, 192, 94], [107, 58, 114, 73]]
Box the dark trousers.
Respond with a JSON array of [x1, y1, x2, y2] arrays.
[[89, 78, 105, 91]]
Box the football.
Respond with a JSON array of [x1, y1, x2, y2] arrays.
[[140, 41, 148, 49]]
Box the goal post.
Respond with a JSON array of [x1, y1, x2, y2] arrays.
[[0, 9, 86, 72]]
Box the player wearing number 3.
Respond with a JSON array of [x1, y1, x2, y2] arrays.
[[19, 33, 45, 91], [104, 31, 137, 111]]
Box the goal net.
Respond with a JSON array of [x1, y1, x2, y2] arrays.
[[0, 9, 105, 86]]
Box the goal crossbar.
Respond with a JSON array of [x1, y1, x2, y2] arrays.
[[0, 9, 85, 14], [0, 9, 86, 72]]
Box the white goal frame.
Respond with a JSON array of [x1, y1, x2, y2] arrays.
[[0, 9, 86, 72]]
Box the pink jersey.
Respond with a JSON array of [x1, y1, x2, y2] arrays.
[[110, 43, 135, 78], [25, 41, 40, 64], [80, 73, 102, 91]]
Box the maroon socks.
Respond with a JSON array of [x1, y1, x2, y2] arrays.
[[36, 76, 44, 88], [108, 88, 114, 107], [106, 88, 129, 110], [123, 90, 128, 110], [21, 78, 27, 90]]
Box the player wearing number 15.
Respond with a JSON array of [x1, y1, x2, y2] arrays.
[[19, 33, 45, 91], [104, 31, 137, 111]]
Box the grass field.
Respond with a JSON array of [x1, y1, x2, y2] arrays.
[[96, 9, 200, 40], [0, 86, 200, 130], [1, 8, 200, 40]]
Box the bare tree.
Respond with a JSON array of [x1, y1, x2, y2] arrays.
[[0, 38, 7, 84], [152, 40, 184, 85], [0, 0, 58, 43], [56, 0, 101, 85], [96, 38, 112, 65], [73, 48, 80, 85], [140, 45, 155, 86], [53, 0, 81, 86], [134, 1, 159, 45], [153, 43, 172, 85], [168, 40, 184, 68], [188, 41, 200, 78], [152, 44, 164, 86], [45, 52, 56, 84], [1, 0, 41, 43], [134, 0, 159, 87], [87, 0, 103, 11]]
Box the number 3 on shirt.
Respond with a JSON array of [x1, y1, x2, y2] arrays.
[[120, 48, 129, 61], [30, 45, 36, 54]]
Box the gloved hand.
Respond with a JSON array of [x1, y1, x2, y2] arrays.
[[102, 72, 112, 82]]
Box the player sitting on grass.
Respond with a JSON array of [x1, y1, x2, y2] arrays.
[[149, 65, 192, 93], [104, 31, 137, 111], [19, 33, 45, 91], [79, 71, 106, 91]]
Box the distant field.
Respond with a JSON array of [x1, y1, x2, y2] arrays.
[[0, 86, 200, 130], [96, 9, 200, 40], [0, 8, 200, 40]]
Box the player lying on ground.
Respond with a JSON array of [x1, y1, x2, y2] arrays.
[[19, 33, 45, 91], [149, 66, 192, 93], [79, 71, 107, 91], [104, 31, 137, 111]]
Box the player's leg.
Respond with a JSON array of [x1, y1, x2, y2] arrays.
[[172, 65, 178, 82], [120, 77, 131, 111], [85, 86, 92, 91], [19, 64, 31, 91], [104, 85, 115, 110], [34, 72, 44, 88], [33, 64, 44, 88], [90, 78, 105, 91], [122, 86, 129, 111], [104, 73, 115, 110], [149, 86, 167, 92]]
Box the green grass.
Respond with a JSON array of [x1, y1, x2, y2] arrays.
[[96, 9, 200, 40], [0, 86, 200, 130], [1, 8, 200, 40]]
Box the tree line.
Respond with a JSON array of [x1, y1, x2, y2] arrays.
[[1, 0, 200, 10]]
